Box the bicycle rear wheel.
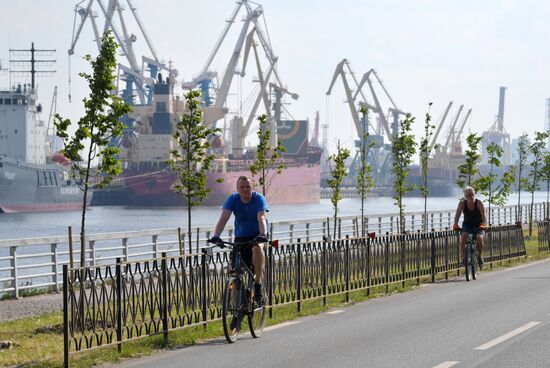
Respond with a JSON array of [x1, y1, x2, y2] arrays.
[[470, 248, 476, 280], [464, 245, 470, 282], [222, 276, 242, 343], [248, 283, 266, 338]]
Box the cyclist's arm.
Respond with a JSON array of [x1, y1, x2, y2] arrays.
[[257, 211, 268, 237], [453, 201, 464, 225], [477, 200, 487, 226], [214, 209, 232, 237]]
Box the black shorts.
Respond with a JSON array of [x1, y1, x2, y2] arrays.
[[231, 236, 257, 269]]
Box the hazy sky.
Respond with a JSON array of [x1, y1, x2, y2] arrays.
[[1, 0, 549, 155]]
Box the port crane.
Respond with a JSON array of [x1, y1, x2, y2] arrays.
[[183, 0, 297, 157], [326, 59, 406, 186], [68, 0, 177, 148]]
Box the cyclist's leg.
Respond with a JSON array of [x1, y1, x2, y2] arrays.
[[476, 232, 484, 256], [252, 242, 265, 285], [459, 231, 467, 261]]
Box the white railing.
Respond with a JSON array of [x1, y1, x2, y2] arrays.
[[0, 202, 546, 298]]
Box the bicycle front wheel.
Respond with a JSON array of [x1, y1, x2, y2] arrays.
[[248, 284, 266, 338], [222, 276, 241, 343], [464, 246, 470, 282]]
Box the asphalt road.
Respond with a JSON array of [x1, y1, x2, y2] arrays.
[[109, 259, 550, 368]]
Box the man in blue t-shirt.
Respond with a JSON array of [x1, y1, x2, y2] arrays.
[[210, 176, 269, 305]]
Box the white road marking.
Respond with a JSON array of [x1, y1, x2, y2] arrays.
[[263, 321, 301, 332], [326, 310, 345, 315], [432, 361, 459, 368], [474, 322, 541, 350]]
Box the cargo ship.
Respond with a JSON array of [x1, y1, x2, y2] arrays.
[[0, 83, 84, 213], [91, 75, 321, 207]]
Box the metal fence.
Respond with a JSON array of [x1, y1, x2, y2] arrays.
[[537, 220, 550, 252], [62, 224, 526, 366], [1, 202, 545, 298]]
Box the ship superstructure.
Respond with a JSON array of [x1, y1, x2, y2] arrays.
[[0, 45, 83, 213]]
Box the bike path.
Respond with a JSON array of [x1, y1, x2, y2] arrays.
[[106, 258, 550, 368]]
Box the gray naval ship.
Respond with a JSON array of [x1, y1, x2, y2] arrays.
[[0, 83, 84, 213]]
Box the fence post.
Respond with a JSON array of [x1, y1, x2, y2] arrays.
[[431, 231, 436, 283], [444, 230, 449, 281], [345, 235, 350, 303], [51, 243, 60, 293], [89, 240, 95, 267], [116, 258, 122, 352], [401, 234, 406, 288], [63, 265, 69, 368], [296, 238, 302, 313], [289, 224, 295, 244], [201, 249, 208, 329], [322, 237, 327, 306], [10, 246, 18, 298], [268, 240, 274, 318], [153, 235, 159, 259], [378, 217, 382, 235], [385, 233, 390, 293], [122, 238, 129, 262], [161, 252, 170, 342]]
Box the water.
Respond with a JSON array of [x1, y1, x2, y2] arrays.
[[1, 192, 547, 240]]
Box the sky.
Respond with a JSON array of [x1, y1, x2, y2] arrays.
[[1, 0, 549, 156]]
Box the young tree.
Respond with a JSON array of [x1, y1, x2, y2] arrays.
[[540, 151, 550, 219], [475, 143, 516, 225], [356, 106, 374, 236], [249, 114, 286, 198], [391, 113, 417, 234], [328, 140, 350, 239], [54, 31, 131, 266], [456, 133, 482, 190], [168, 89, 220, 251], [526, 131, 549, 236], [419, 103, 435, 232], [515, 133, 530, 223]]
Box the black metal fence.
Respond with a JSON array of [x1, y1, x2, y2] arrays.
[[537, 220, 550, 252], [62, 224, 526, 366]]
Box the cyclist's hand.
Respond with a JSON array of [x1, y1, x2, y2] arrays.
[[208, 235, 224, 248], [255, 234, 268, 244], [479, 224, 487, 230], [453, 224, 460, 232]]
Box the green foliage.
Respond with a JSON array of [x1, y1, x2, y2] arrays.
[[168, 89, 220, 207], [456, 133, 482, 189], [527, 132, 549, 234], [249, 114, 287, 197], [391, 113, 417, 234], [475, 143, 516, 224], [54, 31, 132, 258], [328, 140, 350, 238]]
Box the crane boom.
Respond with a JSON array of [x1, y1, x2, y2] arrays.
[[428, 101, 453, 152], [442, 104, 464, 152]]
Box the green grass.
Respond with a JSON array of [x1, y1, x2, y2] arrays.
[[2, 229, 549, 368]]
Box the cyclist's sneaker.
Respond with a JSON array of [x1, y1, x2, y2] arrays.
[[230, 316, 238, 332], [254, 283, 265, 306], [477, 256, 484, 269]]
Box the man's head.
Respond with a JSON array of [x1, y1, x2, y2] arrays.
[[464, 186, 475, 200], [236, 176, 252, 201]]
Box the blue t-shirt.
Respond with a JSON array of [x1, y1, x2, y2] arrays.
[[223, 192, 268, 237]]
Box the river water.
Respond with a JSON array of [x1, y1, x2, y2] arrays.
[[1, 192, 547, 240]]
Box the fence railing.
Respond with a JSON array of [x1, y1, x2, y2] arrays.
[[62, 224, 526, 366], [1, 202, 545, 298]]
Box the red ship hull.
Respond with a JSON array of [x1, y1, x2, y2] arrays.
[[120, 164, 320, 207]]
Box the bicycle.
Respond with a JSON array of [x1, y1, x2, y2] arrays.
[[206, 238, 267, 343], [461, 227, 480, 282]]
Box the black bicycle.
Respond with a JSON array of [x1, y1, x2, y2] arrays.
[[462, 227, 479, 281], [207, 238, 267, 343]]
